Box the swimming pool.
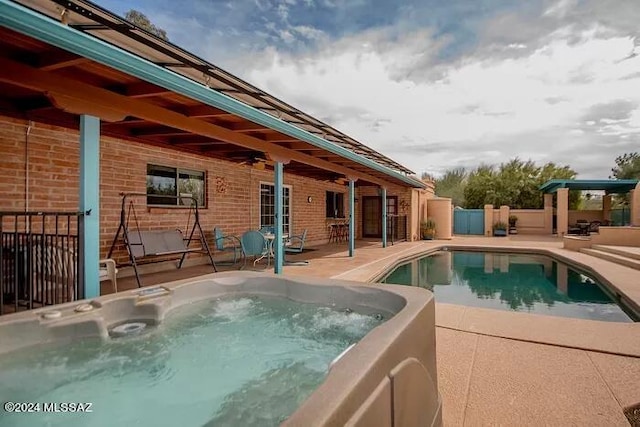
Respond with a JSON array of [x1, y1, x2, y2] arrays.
[[0, 273, 442, 427], [380, 250, 635, 323]]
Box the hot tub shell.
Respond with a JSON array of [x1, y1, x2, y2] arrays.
[[0, 272, 441, 427]]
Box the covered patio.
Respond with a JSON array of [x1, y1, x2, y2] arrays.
[[0, 0, 428, 313], [539, 178, 640, 236]]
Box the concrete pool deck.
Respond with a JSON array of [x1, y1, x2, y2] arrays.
[[109, 235, 640, 426]]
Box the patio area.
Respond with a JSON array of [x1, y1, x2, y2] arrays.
[[104, 235, 640, 426]]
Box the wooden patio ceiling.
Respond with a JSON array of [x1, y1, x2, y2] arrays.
[[0, 0, 423, 189]]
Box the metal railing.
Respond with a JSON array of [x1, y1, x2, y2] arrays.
[[1, 212, 85, 315]]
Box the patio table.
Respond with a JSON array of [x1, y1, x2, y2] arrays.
[[263, 233, 309, 266]]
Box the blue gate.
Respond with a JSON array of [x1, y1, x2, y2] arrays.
[[454, 209, 485, 235], [610, 208, 631, 226]]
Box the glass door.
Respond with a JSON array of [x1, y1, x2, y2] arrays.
[[362, 196, 397, 237]]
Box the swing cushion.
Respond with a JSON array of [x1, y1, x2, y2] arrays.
[[128, 230, 199, 258]]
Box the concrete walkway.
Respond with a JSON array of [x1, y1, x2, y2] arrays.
[[109, 236, 639, 426]]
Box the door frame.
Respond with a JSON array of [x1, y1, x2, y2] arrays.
[[362, 195, 398, 238]]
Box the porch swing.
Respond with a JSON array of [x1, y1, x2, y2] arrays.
[[107, 193, 217, 287]]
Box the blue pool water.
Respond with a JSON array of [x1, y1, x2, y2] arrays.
[[0, 296, 384, 427], [381, 250, 634, 322]]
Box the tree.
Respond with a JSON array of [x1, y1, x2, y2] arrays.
[[421, 171, 435, 181], [433, 168, 467, 207], [610, 152, 640, 180], [537, 162, 581, 209], [125, 10, 169, 41], [463, 158, 579, 209], [463, 164, 498, 208], [609, 152, 640, 206]]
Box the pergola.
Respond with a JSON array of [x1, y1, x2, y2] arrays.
[[539, 179, 640, 235]]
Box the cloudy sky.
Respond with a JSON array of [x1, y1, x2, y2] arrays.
[[97, 0, 640, 178]]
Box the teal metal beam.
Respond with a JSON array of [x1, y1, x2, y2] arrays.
[[274, 162, 284, 274], [0, 0, 424, 189], [348, 180, 355, 257], [539, 178, 639, 194], [80, 114, 100, 298], [381, 187, 387, 248]]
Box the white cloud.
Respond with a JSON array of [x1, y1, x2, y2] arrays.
[[543, 0, 578, 18], [291, 25, 325, 40], [243, 25, 640, 177]]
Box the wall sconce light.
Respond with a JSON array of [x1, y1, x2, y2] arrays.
[[307, 196, 313, 203]]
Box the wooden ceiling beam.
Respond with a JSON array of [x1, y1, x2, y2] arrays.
[[229, 121, 272, 132], [0, 57, 391, 187], [264, 133, 298, 143], [168, 135, 228, 146], [125, 81, 173, 98], [183, 104, 234, 118], [102, 117, 148, 126], [38, 50, 91, 71], [281, 141, 325, 150], [131, 126, 191, 137], [172, 140, 228, 146]]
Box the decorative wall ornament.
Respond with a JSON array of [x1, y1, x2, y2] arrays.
[[215, 176, 228, 194], [399, 199, 410, 214]]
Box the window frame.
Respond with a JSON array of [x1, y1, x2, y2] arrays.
[[326, 191, 345, 218], [259, 182, 292, 234], [146, 164, 207, 208]]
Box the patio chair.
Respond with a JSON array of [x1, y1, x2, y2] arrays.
[[213, 227, 242, 265], [285, 229, 308, 254], [240, 230, 269, 268], [99, 258, 118, 293], [568, 219, 588, 235], [589, 221, 601, 234]]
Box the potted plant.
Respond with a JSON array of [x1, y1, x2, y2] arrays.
[[508, 215, 518, 235], [421, 218, 437, 240], [493, 221, 508, 237]]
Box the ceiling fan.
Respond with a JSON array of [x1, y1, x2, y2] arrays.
[[327, 173, 348, 185], [239, 152, 269, 169]]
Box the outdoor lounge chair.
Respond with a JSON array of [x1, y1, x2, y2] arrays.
[[213, 227, 242, 265], [285, 229, 308, 254], [568, 219, 590, 235], [240, 230, 269, 268], [589, 221, 601, 234]]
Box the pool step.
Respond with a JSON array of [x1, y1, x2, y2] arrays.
[[580, 248, 640, 271], [591, 245, 640, 261]]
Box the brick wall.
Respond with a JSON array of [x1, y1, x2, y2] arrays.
[[0, 115, 411, 262]]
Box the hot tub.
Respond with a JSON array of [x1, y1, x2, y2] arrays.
[[0, 272, 441, 427]]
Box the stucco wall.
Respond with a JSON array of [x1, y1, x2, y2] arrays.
[[568, 210, 603, 224], [510, 209, 546, 234]]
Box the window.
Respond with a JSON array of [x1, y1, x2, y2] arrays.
[[146, 164, 206, 207], [326, 191, 345, 218], [260, 183, 291, 234]]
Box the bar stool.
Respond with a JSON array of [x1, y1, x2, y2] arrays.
[[337, 221, 349, 243], [328, 223, 339, 243], [340, 221, 350, 243]]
